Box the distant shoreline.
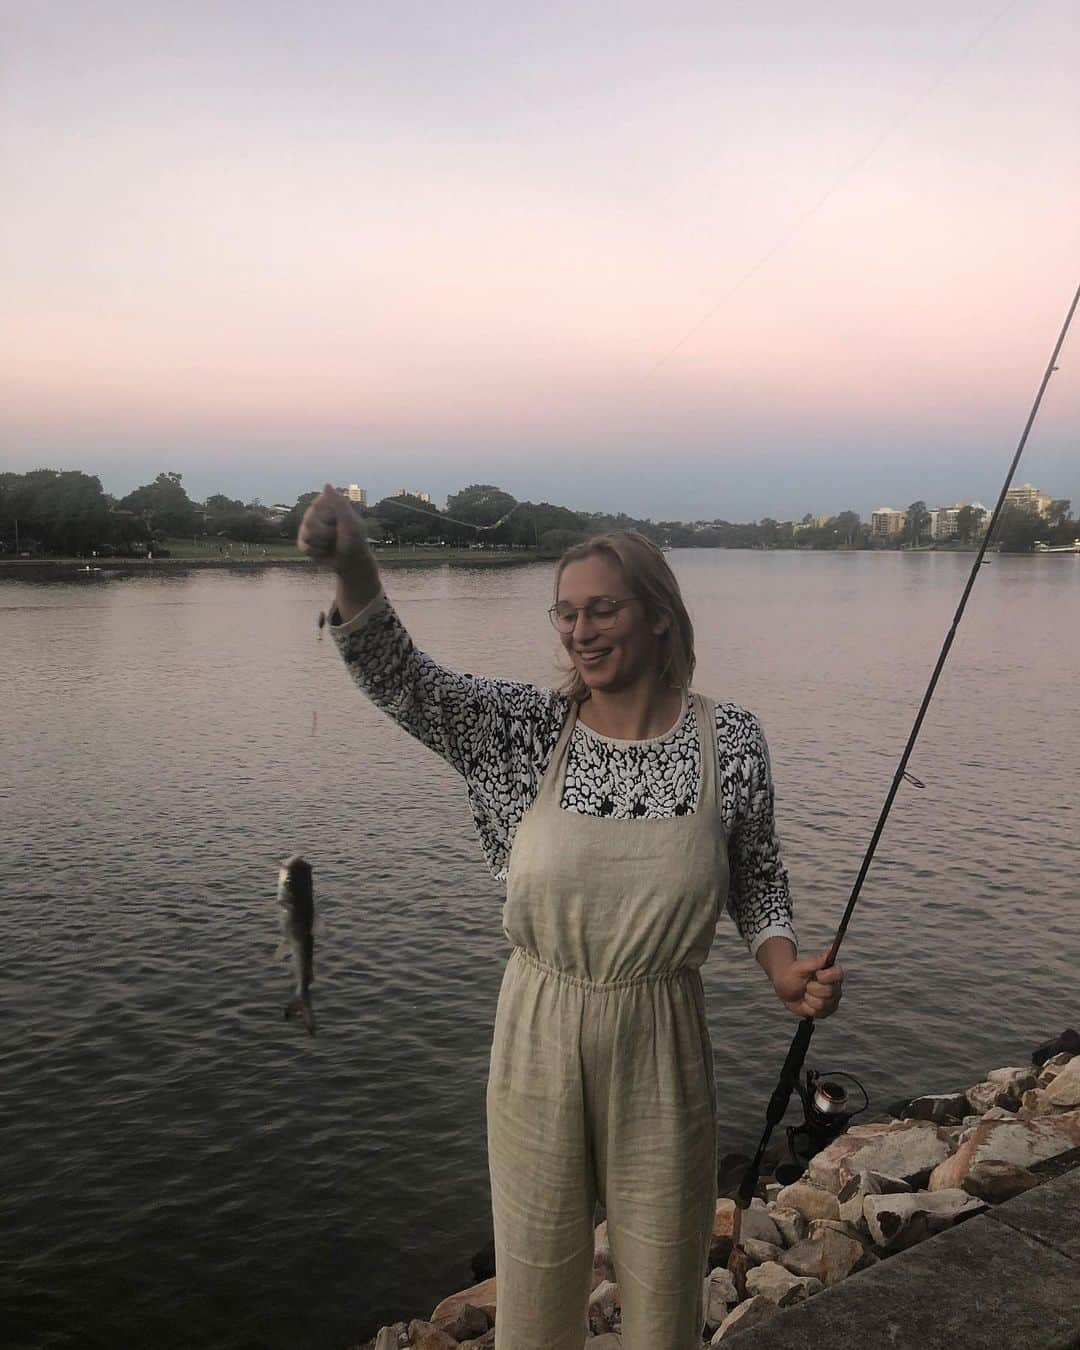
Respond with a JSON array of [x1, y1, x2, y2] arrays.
[[0, 551, 542, 573]]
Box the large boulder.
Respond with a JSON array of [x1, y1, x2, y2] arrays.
[[775, 1180, 840, 1220], [863, 1188, 986, 1252], [1045, 1056, 1080, 1109], [966, 1080, 1015, 1115], [587, 1280, 619, 1335], [986, 1066, 1039, 1103], [709, 1200, 737, 1269], [456, 1331, 496, 1350], [372, 1325, 408, 1350], [899, 1092, 970, 1125], [769, 1206, 809, 1248], [837, 1169, 911, 1225], [430, 1277, 498, 1324], [806, 1126, 890, 1193], [779, 1225, 875, 1285], [837, 1120, 954, 1190], [740, 1200, 783, 1247], [712, 1295, 779, 1341], [406, 1321, 458, 1350], [1031, 1029, 1080, 1066], [593, 1219, 615, 1283], [745, 1260, 823, 1306], [963, 1159, 1043, 1203], [928, 1109, 1080, 1191], [702, 1268, 739, 1328], [429, 1302, 490, 1343]]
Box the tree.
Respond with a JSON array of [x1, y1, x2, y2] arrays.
[[992, 505, 1042, 553], [374, 493, 442, 544], [904, 501, 929, 547], [956, 504, 985, 544], [0, 468, 113, 554], [445, 484, 517, 529], [120, 472, 199, 537], [279, 491, 320, 541], [832, 511, 862, 547], [1046, 499, 1072, 530]]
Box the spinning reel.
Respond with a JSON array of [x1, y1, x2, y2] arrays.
[[773, 1068, 869, 1185]]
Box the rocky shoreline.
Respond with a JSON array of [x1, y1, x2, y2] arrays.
[[354, 1029, 1080, 1349]]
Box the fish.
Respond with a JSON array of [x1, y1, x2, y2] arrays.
[[277, 853, 316, 1035]]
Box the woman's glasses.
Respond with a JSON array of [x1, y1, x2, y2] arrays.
[[548, 596, 638, 634]]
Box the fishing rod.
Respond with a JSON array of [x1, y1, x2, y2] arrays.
[[369, 498, 525, 533], [735, 277, 1080, 1211]]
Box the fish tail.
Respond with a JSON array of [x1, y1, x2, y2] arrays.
[[285, 992, 316, 1036]]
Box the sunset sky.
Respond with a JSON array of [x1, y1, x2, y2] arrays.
[[3, 1, 1078, 520]]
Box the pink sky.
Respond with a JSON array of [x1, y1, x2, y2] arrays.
[[3, 1, 1078, 519]]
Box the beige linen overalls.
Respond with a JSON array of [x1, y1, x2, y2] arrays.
[[486, 692, 730, 1350]]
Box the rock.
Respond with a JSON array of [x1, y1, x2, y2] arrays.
[[712, 1295, 780, 1342], [837, 1120, 954, 1190], [1031, 1029, 1080, 1066], [372, 1325, 408, 1350], [987, 1066, 1039, 1102], [963, 1158, 1043, 1203], [967, 1080, 1014, 1115], [779, 1225, 875, 1285], [769, 1206, 808, 1247], [406, 1320, 458, 1350], [981, 1106, 1020, 1122], [863, 1188, 987, 1251], [765, 1182, 782, 1204], [746, 1260, 823, 1306], [456, 1332, 496, 1350], [702, 1268, 739, 1326], [709, 1200, 736, 1269], [593, 1219, 615, 1283], [587, 1280, 619, 1335], [741, 1238, 784, 1266], [775, 1180, 840, 1220], [469, 1236, 495, 1282], [740, 1200, 783, 1247], [727, 1244, 754, 1302], [837, 1170, 912, 1225], [1045, 1056, 1080, 1108], [586, 1336, 622, 1349], [1018, 1088, 1058, 1119], [805, 1133, 875, 1193], [928, 1109, 1080, 1191], [430, 1303, 490, 1342], [430, 1278, 498, 1325], [899, 1092, 970, 1125]]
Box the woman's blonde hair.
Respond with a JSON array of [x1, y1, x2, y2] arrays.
[[553, 530, 696, 701]]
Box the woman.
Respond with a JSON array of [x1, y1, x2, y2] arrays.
[[298, 485, 844, 1350]]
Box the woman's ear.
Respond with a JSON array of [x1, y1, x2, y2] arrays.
[[651, 614, 671, 636]]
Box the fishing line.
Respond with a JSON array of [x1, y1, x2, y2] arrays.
[[735, 276, 1080, 1210], [649, 0, 1022, 374]]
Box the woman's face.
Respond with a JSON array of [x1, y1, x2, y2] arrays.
[[555, 553, 668, 695]]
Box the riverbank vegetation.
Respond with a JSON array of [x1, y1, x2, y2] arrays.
[[1, 469, 1075, 560]]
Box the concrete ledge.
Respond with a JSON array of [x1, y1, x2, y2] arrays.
[[730, 1162, 1080, 1350]]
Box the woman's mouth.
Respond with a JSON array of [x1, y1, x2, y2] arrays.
[[576, 647, 612, 666]]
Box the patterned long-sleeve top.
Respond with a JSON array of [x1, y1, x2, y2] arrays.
[[329, 587, 796, 957]]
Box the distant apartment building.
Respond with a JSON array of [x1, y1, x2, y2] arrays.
[[929, 506, 960, 540], [1005, 482, 1052, 516], [792, 514, 830, 533], [346, 484, 367, 505], [394, 488, 431, 503], [871, 507, 907, 538]]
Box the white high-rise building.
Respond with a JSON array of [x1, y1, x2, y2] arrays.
[[346, 485, 367, 505], [1005, 483, 1052, 516], [871, 508, 907, 538]]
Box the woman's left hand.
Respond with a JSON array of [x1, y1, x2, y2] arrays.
[[771, 951, 845, 1019]]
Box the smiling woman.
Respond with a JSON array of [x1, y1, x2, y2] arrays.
[[297, 485, 844, 1350]]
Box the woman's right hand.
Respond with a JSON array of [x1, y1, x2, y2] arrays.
[[298, 484, 380, 616]]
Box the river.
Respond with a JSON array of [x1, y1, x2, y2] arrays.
[[2, 550, 1077, 1348]]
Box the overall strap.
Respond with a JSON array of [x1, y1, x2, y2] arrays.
[[693, 692, 720, 811], [535, 697, 580, 804]]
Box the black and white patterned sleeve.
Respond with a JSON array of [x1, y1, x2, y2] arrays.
[[327, 586, 567, 876], [725, 711, 798, 957]]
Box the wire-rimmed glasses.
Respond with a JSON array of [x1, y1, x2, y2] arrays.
[[547, 596, 638, 634]]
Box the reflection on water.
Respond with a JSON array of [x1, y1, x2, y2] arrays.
[[2, 553, 1077, 1347]]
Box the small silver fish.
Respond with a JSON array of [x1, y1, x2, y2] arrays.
[[277, 854, 315, 1035]]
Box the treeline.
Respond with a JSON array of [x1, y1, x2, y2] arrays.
[[0, 470, 1075, 557]]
